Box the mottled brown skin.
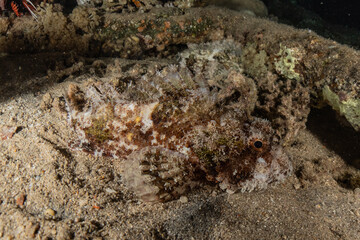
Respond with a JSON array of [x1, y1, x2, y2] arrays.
[[65, 64, 292, 202], [216, 141, 272, 186]]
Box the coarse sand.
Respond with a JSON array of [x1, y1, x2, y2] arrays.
[[0, 54, 359, 239]]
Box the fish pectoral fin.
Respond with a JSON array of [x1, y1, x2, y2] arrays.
[[122, 146, 193, 202]]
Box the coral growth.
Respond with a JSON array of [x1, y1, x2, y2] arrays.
[[65, 63, 292, 202], [241, 43, 310, 144]]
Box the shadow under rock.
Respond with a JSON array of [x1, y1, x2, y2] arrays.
[[0, 52, 77, 103], [306, 106, 360, 169]]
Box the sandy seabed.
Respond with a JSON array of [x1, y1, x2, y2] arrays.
[[0, 52, 358, 239]]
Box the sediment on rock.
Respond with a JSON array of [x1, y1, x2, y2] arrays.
[[1, 5, 359, 141]]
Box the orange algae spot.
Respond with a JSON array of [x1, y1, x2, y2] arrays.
[[127, 133, 134, 141], [138, 21, 146, 32], [138, 25, 146, 32], [132, 0, 141, 8], [92, 205, 101, 210], [135, 116, 142, 123], [164, 21, 171, 31]]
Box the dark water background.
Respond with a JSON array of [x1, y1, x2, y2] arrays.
[[262, 0, 360, 48]]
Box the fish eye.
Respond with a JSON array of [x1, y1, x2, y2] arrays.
[[250, 139, 264, 151], [254, 140, 263, 149]]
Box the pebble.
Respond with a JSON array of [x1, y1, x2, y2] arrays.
[[179, 196, 188, 203], [293, 183, 301, 190], [44, 208, 56, 217]]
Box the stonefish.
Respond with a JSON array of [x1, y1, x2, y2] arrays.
[[65, 64, 292, 202]]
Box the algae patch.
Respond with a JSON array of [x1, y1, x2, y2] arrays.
[[322, 85, 360, 131], [274, 44, 303, 81]]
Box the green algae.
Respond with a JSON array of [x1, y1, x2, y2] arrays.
[[84, 105, 115, 143], [84, 117, 114, 143], [322, 85, 360, 131], [274, 44, 303, 81]]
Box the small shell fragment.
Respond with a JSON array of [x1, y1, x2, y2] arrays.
[[0, 125, 18, 140]]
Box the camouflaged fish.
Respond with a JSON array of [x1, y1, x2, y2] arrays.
[[65, 64, 292, 202]]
